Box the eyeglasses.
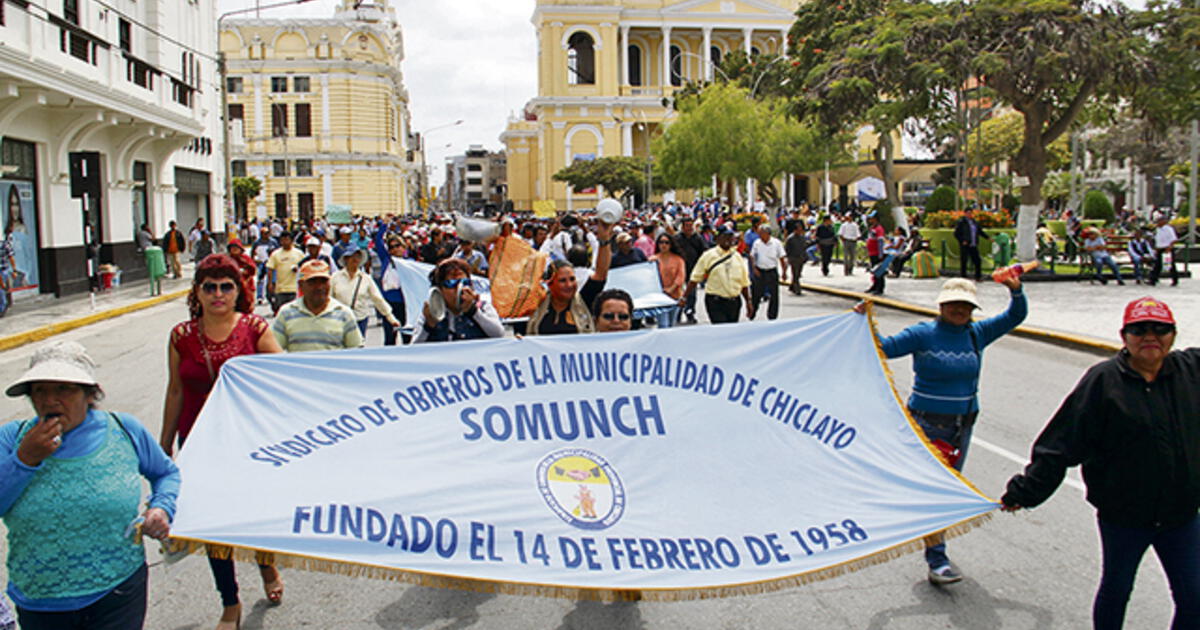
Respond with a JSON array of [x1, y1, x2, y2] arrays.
[[441, 277, 470, 289], [201, 281, 238, 295], [1123, 322, 1175, 337], [600, 312, 631, 321]]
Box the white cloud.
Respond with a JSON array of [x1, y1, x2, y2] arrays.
[[216, 0, 537, 188]]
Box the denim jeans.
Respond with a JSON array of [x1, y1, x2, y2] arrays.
[[18, 564, 147, 630], [1094, 514, 1200, 630], [912, 412, 975, 569], [655, 306, 678, 328]]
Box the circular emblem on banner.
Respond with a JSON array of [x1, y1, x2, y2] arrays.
[[536, 448, 625, 530]]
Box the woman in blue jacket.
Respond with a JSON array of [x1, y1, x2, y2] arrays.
[[859, 274, 1026, 585]]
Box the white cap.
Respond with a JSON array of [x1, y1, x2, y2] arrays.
[[7, 341, 99, 397], [935, 278, 981, 309]]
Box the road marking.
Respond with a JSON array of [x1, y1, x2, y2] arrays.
[[972, 435, 1087, 492]]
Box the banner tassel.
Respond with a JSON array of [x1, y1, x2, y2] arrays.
[[162, 512, 993, 603]]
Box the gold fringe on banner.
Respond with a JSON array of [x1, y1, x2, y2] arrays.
[[162, 512, 993, 603]]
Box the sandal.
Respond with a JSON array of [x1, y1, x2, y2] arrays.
[[215, 603, 241, 630], [261, 566, 284, 606]]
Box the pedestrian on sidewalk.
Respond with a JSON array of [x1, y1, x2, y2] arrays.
[[2, 341, 179, 630], [1001, 297, 1199, 630], [161, 221, 186, 279], [866, 227, 905, 295], [865, 214, 884, 268], [1149, 215, 1179, 287], [954, 207, 989, 281], [161, 255, 284, 630], [855, 274, 1027, 585], [838, 216, 861, 275]]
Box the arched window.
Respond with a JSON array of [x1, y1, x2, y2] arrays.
[[567, 32, 595, 85], [670, 44, 683, 86], [628, 45, 642, 86], [751, 46, 761, 57], [710, 46, 722, 69]]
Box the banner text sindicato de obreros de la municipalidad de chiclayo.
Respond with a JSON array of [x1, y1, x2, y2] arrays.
[[169, 311, 998, 601]]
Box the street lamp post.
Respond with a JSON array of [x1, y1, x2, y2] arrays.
[[218, 0, 315, 223], [415, 120, 463, 214]]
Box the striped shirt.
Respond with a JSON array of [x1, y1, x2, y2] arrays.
[[272, 298, 363, 352]]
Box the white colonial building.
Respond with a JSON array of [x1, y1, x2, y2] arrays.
[[0, 0, 222, 296]]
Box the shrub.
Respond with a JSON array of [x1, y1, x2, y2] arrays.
[[1082, 190, 1115, 224], [922, 210, 1015, 229], [1002, 194, 1020, 211], [925, 186, 960, 213]]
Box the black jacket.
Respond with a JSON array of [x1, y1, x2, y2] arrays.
[[673, 232, 706, 273], [1002, 349, 1200, 529], [953, 216, 989, 246]]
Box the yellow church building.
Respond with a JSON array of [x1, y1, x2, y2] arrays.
[[220, 0, 418, 221], [502, 0, 813, 213]]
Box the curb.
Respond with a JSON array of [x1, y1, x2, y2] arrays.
[[0, 288, 191, 353], [798, 282, 1122, 357]]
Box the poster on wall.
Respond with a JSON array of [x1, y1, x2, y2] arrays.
[[0, 180, 39, 291]]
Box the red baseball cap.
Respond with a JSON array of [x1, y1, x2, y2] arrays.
[[1123, 297, 1175, 327]]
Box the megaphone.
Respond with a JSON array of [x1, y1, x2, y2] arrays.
[[596, 199, 623, 225]]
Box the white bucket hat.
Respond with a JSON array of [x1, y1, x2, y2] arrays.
[[6, 341, 99, 397], [935, 278, 981, 309]]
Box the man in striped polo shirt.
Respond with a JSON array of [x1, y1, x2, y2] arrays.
[[272, 260, 363, 352]]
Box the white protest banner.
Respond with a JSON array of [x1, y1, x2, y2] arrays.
[[170, 313, 997, 600]]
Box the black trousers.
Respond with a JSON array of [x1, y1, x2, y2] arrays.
[[818, 244, 834, 276], [382, 299, 411, 345], [750, 268, 780, 320], [704, 294, 741, 324], [789, 260, 805, 294], [18, 564, 148, 630], [1150, 248, 1178, 286], [960, 244, 982, 280]]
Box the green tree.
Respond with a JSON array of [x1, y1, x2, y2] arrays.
[[1135, 0, 1200, 129], [908, 0, 1148, 260], [785, 0, 937, 226], [925, 185, 960, 212], [654, 83, 842, 207], [970, 111, 1070, 171], [552, 156, 649, 199], [232, 176, 262, 219]]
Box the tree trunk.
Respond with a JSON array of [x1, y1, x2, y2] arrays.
[[875, 130, 909, 231], [1013, 111, 1048, 262], [758, 180, 779, 209]]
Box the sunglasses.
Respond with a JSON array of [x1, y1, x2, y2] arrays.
[[1123, 322, 1175, 337], [441, 277, 471, 289], [600, 312, 631, 321], [201, 281, 238, 295]]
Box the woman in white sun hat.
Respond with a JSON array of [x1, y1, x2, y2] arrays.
[[856, 274, 1026, 585], [0, 341, 179, 629]]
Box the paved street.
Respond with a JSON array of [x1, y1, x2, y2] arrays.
[[0, 286, 1176, 629]]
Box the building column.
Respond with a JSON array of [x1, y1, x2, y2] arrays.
[[702, 27, 713, 81], [779, 28, 789, 53], [743, 28, 753, 55], [661, 26, 672, 88], [621, 123, 634, 157], [620, 25, 631, 87]]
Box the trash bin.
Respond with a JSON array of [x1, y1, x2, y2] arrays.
[[145, 246, 166, 296]]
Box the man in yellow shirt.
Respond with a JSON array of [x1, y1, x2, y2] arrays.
[[266, 232, 304, 315], [678, 225, 752, 324]]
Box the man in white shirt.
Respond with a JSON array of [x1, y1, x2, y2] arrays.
[[1150, 215, 1179, 286], [838, 216, 862, 276], [748, 224, 787, 320]]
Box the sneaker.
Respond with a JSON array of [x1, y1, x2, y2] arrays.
[[928, 564, 963, 585]]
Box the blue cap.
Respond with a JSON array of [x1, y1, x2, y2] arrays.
[[339, 244, 361, 259], [717, 224, 736, 236]]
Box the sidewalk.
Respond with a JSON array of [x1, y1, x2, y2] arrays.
[[796, 263, 1198, 351], [0, 265, 195, 351]]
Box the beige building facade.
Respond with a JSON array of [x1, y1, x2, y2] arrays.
[[221, 0, 417, 221], [502, 0, 810, 213]]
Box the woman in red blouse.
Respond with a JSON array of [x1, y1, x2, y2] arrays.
[[160, 254, 283, 630]]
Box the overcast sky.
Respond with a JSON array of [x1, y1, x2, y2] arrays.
[[216, 0, 538, 188]]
